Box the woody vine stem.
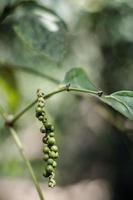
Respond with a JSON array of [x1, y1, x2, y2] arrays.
[[0, 84, 102, 200]]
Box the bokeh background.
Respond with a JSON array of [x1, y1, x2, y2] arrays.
[[0, 0, 133, 199]]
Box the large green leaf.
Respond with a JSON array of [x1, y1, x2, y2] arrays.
[[12, 1, 68, 62], [102, 91, 133, 120], [63, 68, 98, 91], [0, 1, 69, 74], [63, 68, 133, 120]]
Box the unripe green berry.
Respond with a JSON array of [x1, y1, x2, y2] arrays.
[[49, 132, 55, 137], [38, 116, 44, 121], [43, 154, 49, 161], [38, 97, 45, 102], [36, 107, 42, 114], [40, 126, 46, 133], [54, 152, 59, 159], [46, 165, 54, 173], [40, 112, 45, 116], [42, 136, 47, 143], [52, 180, 56, 186], [48, 158, 54, 165], [43, 171, 47, 177], [48, 182, 53, 187], [48, 179, 56, 187], [36, 112, 41, 118], [51, 145, 58, 152], [37, 90, 44, 97], [37, 102, 44, 107], [43, 170, 50, 178], [43, 146, 50, 153], [49, 179, 56, 187], [49, 151, 56, 159], [42, 117, 47, 124], [52, 161, 57, 168], [48, 137, 56, 146], [46, 124, 55, 132]]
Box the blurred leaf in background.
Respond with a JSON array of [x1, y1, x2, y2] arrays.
[[0, 68, 20, 112], [0, 0, 69, 79]]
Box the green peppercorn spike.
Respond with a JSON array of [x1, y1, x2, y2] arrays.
[[36, 89, 58, 187]]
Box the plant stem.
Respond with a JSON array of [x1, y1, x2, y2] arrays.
[[68, 87, 102, 96], [10, 85, 102, 125], [13, 67, 60, 84], [12, 99, 38, 125], [0, 63, 60, 84], [11, 85, 68, 124], [8, 127, 45, 200]]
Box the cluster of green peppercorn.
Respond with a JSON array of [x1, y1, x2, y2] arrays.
[[35, 89, 59, 188]]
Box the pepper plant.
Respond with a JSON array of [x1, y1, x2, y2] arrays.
[[0, 1, 133, 200]]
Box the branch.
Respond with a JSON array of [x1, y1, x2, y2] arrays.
[[0, 63, 60, 85], [10, 85, 103, 125], [8, 127, 45, 200], [0, 105, 45, 200], [18, 67, 60, 84]]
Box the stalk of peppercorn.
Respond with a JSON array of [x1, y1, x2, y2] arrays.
[[35, 89, 59, 188]]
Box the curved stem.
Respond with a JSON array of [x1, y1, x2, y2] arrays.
[[10, 85, 103, 125], [8, 127, 45, 200], [13, 67, 60, 84], [11, 99, 38, 125], [0, 64, 60, 84], [68, 87, 103, 96], [11, 85, 68, 124]]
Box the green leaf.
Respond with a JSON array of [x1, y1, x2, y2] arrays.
[[63, 68, 98, 91], [101, 91, 133, 120], [0, 0, 22, 15], [0, 1, 69, 75], [63, 69, 133, 120], [12, 1, 68, 62], [0, 24, 56, 72]]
